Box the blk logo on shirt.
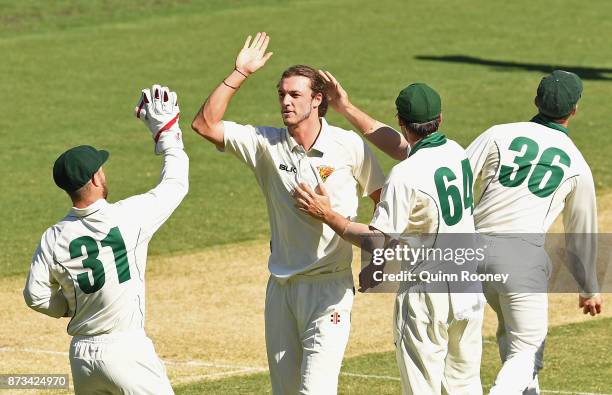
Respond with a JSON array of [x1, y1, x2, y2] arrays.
[[279, 164, 297, 173]]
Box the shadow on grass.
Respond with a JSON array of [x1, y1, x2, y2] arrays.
[[415, 55, 612, 81]]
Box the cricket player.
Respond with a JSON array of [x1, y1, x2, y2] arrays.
[[466, 70, 603, 394], [295, 81, 484, 394], [190, 32, 384, 394], [23, 84, 188, 394]]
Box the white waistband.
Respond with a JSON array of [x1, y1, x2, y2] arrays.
[[71, 329, 147, 344], [273, 268, 352, 284]]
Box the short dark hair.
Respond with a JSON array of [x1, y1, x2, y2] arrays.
[[278, 65, 328, 117], [398, 115, 441, 137], [67, 182, 90, 201], [537, 100, 577, 123]]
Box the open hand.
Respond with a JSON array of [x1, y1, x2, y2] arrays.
[[318, 70, 350, 112], [235, 32, 273, 76], [293, 182, 332, 221], [135, 84, 180, 141]]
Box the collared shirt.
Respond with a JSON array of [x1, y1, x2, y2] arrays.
[[371, 133, 474, 238], [223, 118, 385, 278], [466, 118, 598, 295], [466, 119, 596, 234], [369, 134, 483, 316], [531, 114, 569, 135], [23, 148, 189, 336]]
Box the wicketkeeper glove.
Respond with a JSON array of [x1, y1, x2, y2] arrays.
[[135, 84, 184, 154]]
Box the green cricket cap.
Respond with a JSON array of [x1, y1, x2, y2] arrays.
[[395, 83, 441, 123], [536, 70, 583, 119], [53, 145, 109, 192]]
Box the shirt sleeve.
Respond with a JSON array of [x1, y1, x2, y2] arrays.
[[222, 121, 265, 170], [466, 129, 496, 181], [23, 231, 69, 318], [563, 167, 599, 296], [115, 147, 189, 238], [369, 168, 415, 237], [352, 138, 386, 197]]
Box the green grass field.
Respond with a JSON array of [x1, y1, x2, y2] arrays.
[[2, 0, 612, 275], [174, 318, 612, 394]]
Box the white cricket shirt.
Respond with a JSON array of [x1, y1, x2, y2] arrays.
[[371, 132, 475, 237], [370, 132, 483, 318], [467, 116, 598, 294], [223, 118, 385, 278], [23, 148, 189, 336], [466, 116, 597, 235]]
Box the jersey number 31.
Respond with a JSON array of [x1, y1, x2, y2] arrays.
[[69, 227, 131, 294]]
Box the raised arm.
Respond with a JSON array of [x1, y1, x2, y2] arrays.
[[191, 32, 273, 149], [125, 84, 189, 236], [319, 70, 409, 160]]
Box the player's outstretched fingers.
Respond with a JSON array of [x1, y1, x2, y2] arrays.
[[243, 34, 252, 49], [324, 71, 343, 91], [293, 185, 312, 204], [251, 32, 262, 48], [325, 71, 340, 93], [151, 84, 163, 114], [298, 182, 316, 198], [318, 70, 331, 83], [262, 51, 273, 63], [135, 89, 151, 119], [295, 197, 309, 209], [260, 34, 270, 54], [161, 86, 172, 113], [170, 91, 179, 109], [255, 32, 267, 49], [315, 182, 329, 197]]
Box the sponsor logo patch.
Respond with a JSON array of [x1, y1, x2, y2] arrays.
[[317, 166, 335, 182]]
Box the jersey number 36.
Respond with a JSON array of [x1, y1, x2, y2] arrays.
[[499, 136, 571, 198]]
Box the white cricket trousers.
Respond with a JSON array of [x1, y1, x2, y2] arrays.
[[265, 271, 354, 395], [394, 288, 483, 395], [480, 236, 549, 395], [70, 330, 174, 395]]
